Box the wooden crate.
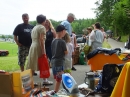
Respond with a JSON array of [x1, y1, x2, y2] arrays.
[[0, 73, 13, 97]]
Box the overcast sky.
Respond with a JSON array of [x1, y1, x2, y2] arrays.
[[0, 0, 97, 35]]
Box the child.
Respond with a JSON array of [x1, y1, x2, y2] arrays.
[[62, 32, 74, 74], [51, 25, 68, 93]]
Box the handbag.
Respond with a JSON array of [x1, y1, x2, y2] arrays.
[[38, 54, 50, 78], [94, 64, 123, 94]]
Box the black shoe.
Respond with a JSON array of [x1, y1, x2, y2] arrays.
[[34, 83, 38, 87], [87, 70, 93, 72], [71, 67, 76, 71], [33, 72, 37, 76]]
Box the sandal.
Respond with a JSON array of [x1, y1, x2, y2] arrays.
[[42, 81, 53, 85]]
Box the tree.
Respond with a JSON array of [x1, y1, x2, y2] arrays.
[[29, 18, 96, 35], [1, 35, 5, 39]]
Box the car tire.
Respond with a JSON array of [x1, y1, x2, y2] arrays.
[[1, 52, 6, 56]]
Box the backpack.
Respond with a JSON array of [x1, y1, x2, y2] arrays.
[[94, 64, 124, 94]]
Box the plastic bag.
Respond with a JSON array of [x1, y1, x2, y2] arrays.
[[38, 54, 50, 78], [83, 45, 92, 55]]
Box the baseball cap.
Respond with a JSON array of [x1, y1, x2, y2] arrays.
[[56, 25, 67, 32], [68, 13, 76, 19]]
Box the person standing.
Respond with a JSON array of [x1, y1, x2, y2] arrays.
[[61, 13, 75, 36], [45, 19, 56, 63], [51, 25, 67, 93], [61, 13, 77, 70], [86, 27, 93, 45], [13, 13, 34, 72], [101, 27, 107, 42], [62, 33, 74, 74], [71, 31, 77, 71], [89, 22, 104, 51], [82, 33, 87, 45], [26, 15, 53, 85]]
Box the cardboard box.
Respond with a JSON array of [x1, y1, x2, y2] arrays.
[[12, 69, 34, 97], [75, 50, 79, 55], [75, 46, 80, 51], [74, 57, 79, 65], [0, 73, 13, 97]]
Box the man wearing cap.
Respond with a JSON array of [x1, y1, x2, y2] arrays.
[[51, 25, 68, 92], [61, 13, 76, 36]]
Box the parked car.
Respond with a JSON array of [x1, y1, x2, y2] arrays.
[[76, 37, 83, 43], [76, 34, 82, 39], [0, 50, 9, 56]]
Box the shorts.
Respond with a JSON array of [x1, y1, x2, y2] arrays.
[[18, 45, 29, 66], [51, 59, 65, 82], [52, 65, 64, 82]]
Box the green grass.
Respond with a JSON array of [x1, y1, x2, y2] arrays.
[[0, 42, 18, 56], [0, 42, 19, 72], [113, 35, 128, 42], [0, 41, 111, 72], [0, 56, 19, 72], [120, 35, 129, 42]]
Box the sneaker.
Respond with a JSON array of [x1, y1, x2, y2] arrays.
[[71, 66, 76, 71], [33, 72, 37, 76]]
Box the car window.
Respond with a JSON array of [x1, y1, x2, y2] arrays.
[[76, 37, 84, 43]]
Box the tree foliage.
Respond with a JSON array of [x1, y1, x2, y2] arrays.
[[94, 0, 130, 36], [29, 19, 96, 35]]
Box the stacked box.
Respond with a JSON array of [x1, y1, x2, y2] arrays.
[[74, 46, 80, 64], [0, 73, 13, 97]]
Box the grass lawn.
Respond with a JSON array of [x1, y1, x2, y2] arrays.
[[0, 42, 18, 56], [0, 56, 19, 72], [113, 35, 128, 42], [0, 41, 111, 72], [121, 35, 129, 42], [0, 42, 20, 72]]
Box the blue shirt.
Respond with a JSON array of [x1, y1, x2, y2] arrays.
[[61, 20, 72, 36]]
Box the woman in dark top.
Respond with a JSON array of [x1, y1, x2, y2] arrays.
[[45, 19, 56, 61]]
